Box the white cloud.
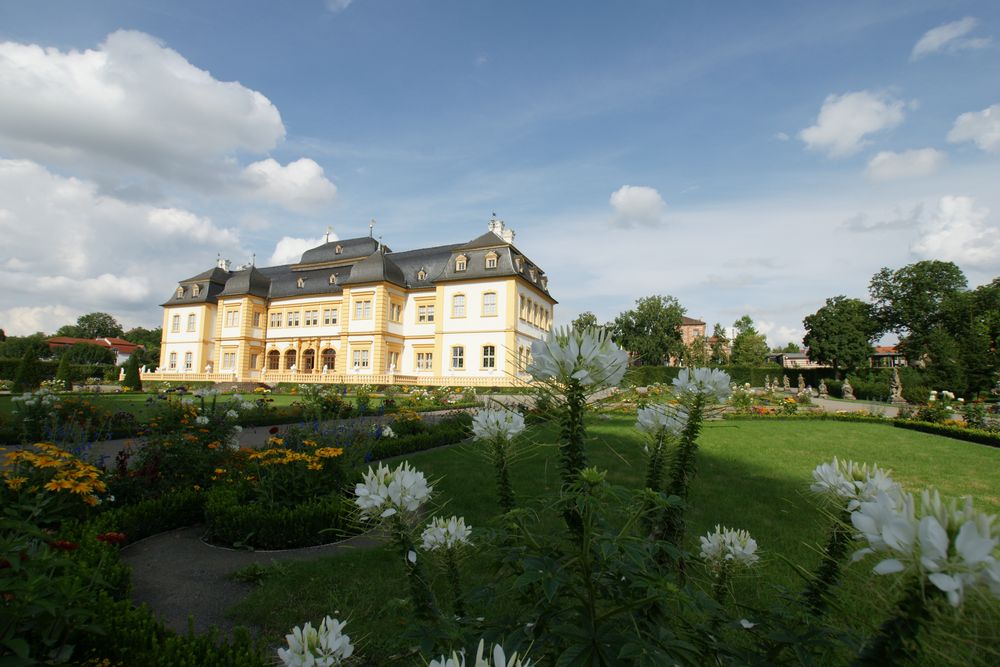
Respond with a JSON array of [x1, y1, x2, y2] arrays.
[[0, 30, 284, 185], [948, 104, 1000, 153], [241, 158, 338, 213], [842, 203, 925, 233], [774, 132, 790, 141], [269, 234, 337, 266], [0, 158, 244, 333], [911, 17, 991, 60], [865, 148, 946, 181], [799, 91, 906, 158], [755, 320, 804, 349], [911, 196, 1000, 269], [0, 305, 79, 337], [609, 185, 667, 228], [325, 0, 354, 11]]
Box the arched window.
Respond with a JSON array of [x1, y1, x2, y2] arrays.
[[329, 273, 337, 284], [284, 349, 297, 370], [485, 251, 498, 269], [267, 350, 280, 370], [455, 255, 467, 272], [452, 294, 466, 317], [192, 284, 200, 297], [175, 286, 184, 299], [321, 348, 336, 369], [302, 349, 316, 371], [335, 244, 343, 254], [296, 277, 305, 288], [417, 269, 427, 281]]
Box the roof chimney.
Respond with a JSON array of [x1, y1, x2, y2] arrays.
[[488, 213, 514, 243]]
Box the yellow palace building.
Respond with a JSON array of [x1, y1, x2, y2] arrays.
[[146, 217, 555, 387]]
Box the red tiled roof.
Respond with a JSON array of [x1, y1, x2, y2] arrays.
[[873, 345, 900, 354], [46, 337, 142, 354], [680, 316, 705, 326]]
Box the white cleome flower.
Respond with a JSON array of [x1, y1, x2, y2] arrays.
[[851, 487, 1000, 607], [699, 525, 759, 568], [195, 415, 210, 425], [428, 639, 532, 667], [810, 457, 898, 511], [527, 326, 628, 388], [277, 616, 354, 667], [635, 403, 687, 438], [672, 368, 732, 403], [421, 515, 472, 551], [354, 461, 432, 521], [472, 408, 526, 442]]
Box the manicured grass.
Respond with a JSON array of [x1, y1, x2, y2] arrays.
[[229, 418, 1000, 664], [0, 392, 307, 420]]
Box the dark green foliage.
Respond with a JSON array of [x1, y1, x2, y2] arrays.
[[123, 326, 162, 367], [571, 311, 599, 330], [365, 413, 471, 459], [611, 294, 685, 365], [204, 487, 348, 549], [710, 323, 729, 365], [892, 420, 1000, 448], [730, 315, 769, 366], [803, 296, 878, 376], [55, 342, 117, 365], [869, 261, 967, 339], [0, 358, 110, 383], [558, 380, 588, 486], [0, 333, 52, 360], [73, 312, 125, 339], [12, 348, 41, 391], [122, 354, 142, 391], [55, 354, 73, 390]]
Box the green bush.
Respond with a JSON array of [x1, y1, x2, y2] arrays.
[[892, 420, 1000, 448], [204, 486, 349, 549], [0, 358, 110, 383], [366, 412, 471, 460]]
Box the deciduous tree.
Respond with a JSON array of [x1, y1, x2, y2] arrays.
[[803, 296, 878, 378], [610, 295, 685, 366], [729, 316, 768, 367]]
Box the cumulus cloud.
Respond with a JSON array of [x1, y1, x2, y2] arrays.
[[0, 158, 244, 334], [241, 158, 338, 213], [609, 185, 667, 228], [799, 91, 906, 158], [325, 0, 354, 11], [865, 148, 946, 181], [0, 30, 283, 184], [910, 196, 1000, 269], [948, 104, 1000, 153], [911, 17, 991, 60], [842, 203, 925, 233], [0, 305, 81, 337], [269, 234, 338, 266], [755, 320, 804, 349]]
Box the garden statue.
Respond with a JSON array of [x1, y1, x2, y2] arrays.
[[782, 375, 790, 391], [204, 363, 212, 373], [290, 363, 297, 372], [764, 374, 771, 391], [842, 378, 855, 400], [322, 364, 329, 374], [798, 374, 806, 391], [818, 379, 828, 397], [889, 367, 906, 404]]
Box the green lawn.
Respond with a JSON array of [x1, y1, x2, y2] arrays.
[[0, 392, 311, 421], [229, 418, 1000, 664]]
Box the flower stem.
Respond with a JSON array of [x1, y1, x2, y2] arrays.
[[445, 550, 466, 618], [558, 379, 588, 488], [395, 523, 439, 622], [802, 511, 851, 616], [853, 580, 930, 666], [492, 439, 516, 514], [663, 395, 705, 547]]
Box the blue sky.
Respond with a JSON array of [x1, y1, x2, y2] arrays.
[[1, 0, 998, 344]]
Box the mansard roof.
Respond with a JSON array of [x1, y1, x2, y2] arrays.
[[161, 266, 230, 305], [296, 237, 382, 267], [340, 250, 406, 287], [218, 266, 271, 298]]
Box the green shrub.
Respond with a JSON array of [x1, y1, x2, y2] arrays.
[[892, 420, 1000, 448], [204, 486, 349, 549], [122, 354, 142, 392], [55, 354, 73, 391], [365, 412, 471, 460], [12, 349, 42, 392]]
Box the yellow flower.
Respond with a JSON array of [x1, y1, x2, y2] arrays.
[[4, 476, 27, 491], [214, 468, 226, 475], [315, 447, 344, 459], [307, 462, 323, 471]]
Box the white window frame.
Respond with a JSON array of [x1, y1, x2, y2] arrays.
[[452, 294, 466, 318], [184, 352, 193, 370], [169, 352, 177, 369], [416, 352, 432, 371], [171, 315, 180, 333], [451, 345, 464, 369], [186, 314, 196, 332], [482, 345, 496, 369], [482, 292, 497, 316]]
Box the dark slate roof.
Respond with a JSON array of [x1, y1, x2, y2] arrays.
[[385, 243, 463, 290], [218, 266, 271, 298], [297, 237, 382, 266], [162, 266, 230, 306], [265, 265, 349, 299], [341, 250, 406, 287], [458, 230, 509, 251]]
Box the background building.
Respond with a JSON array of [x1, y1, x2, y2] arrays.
[[148, 218, 555, 386]]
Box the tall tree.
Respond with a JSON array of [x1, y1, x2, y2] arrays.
[[55, 342, 117, 366], [729, 315, 769, 366], [775, 342, 802, 353], [571, 311, 599, 331], [74, 312, 124, 339], [610, 295, 685, 366], [709, 323, 729, 365], [124, 326, 162, 366], [0, 333, 52, 360], [802, 296, 878, 378]]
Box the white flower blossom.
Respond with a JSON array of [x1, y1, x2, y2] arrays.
[[195, 415, 210, 425], [354, 461, 432, 521], [429, 639, 532, 667], [472, 408, 526, 442], [810, 457, 898, 511], [851, 488, 1000, 607], [240, 401, 255, 411], [382, 425, 396, 438], [225, 409, 239, 419], [699, 525, 759, 568], [527, 326, 627, 388], [277, 616, 354, 667], [193, 388, 220, 398], [672, 368, 732, 403], [422, 515, 472, 551], [635, 403, 687, 438]]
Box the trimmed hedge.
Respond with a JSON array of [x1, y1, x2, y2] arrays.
[[722, 412, 891, 425], [368, 412, 472, 459], [204, 487, 349, 550], [0, 358, 113, 383], [892, 420, 1000, 449]]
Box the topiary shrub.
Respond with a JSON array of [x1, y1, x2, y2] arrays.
[[12, 349, 42, 391], [122, 354, 142, 392]]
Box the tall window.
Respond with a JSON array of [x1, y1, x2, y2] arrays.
[[253, 311, 262, 327], [482, 292, 497, 316], [225, 310, 239, 327], [175, 286, 184, 299], [451, 346, 464, 369], [302, 349, 315, 371], [284, 349, 297, 370], [267, 350, 280, 369], [354, 299, 372, 319], [323, 308, 338, 325], [184, 352, 193, 370], [186, 314, 196, 332], [418, 304, 435, 323], [287, 311, 300, 327], [221, 352, 235, 370], [249, 353, 259, 369], [452, 294, 466, 318], [321, 348, 336, 369], [270, 312, 282, 327], [387, 351, 399, 370], [171, 315, 180, 333], [352, 349, 370, 368], [389, 303, 402, 322], [304, 310, 319, 326], [416, 352, 433, 370], [169, 352, 177, 369], [192, 284, 200, 297], [482, 345, 496, 369]]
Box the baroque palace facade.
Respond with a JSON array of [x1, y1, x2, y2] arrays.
[[147, 218, 555, 386]]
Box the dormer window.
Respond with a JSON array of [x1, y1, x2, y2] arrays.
[[175, 286, 184, 299], [417, 269, 427, 281], [541, 276, 548, 290], [296, 277, 305, 288], [529, 268, 537, 281], [192, 284, 200, 297], [515, 257, 524, 272], [455, 255, 467, 272], [335, 244, 343, 255], [485, 251, 498, 269], [329, 273, 337, 285]]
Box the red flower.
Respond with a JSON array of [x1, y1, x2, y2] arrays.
[[269, 426, 279, 435], [96, 532, 127, 545], [49, 540, 79, 552]]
